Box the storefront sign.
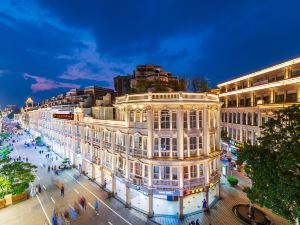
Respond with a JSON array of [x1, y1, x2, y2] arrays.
[[229, 140, 243, 148], [53, 114, 74, 120], [153, 189, 180, 196]]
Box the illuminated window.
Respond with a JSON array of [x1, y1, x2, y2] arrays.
[[142, 110, 147, 122], [154, 111, 159, 129], [161, 110, 170, 129], [190, 110, 197, 128]]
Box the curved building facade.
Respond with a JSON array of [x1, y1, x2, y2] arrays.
[[19, 92, 222, 218]]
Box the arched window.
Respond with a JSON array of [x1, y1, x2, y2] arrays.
[[161, 110, 170, 129]]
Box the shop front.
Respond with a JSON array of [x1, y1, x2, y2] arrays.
[[103, 168, 113, 192], [84, 159, 93, 179], [153, 189, 179, 216], [183, 188, 205, 214], [115, 177, 126, 203], [94, 165, 102, 186], [129, 184, 149, 213]]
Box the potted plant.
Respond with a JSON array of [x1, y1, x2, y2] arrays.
[[227, 176, 239, 187]]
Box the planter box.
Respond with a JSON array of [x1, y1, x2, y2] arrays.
[[0, 198, 5, 208], [12, 192, 28, 204], [4, 194, 12, 206]]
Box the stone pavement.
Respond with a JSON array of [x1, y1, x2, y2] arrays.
[[150, 176, 290, 225]]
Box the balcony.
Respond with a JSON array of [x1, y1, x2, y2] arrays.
[[209, 173, 221, 183], [153, 179, 179, 188], [115, 145, 126, 154], [129, 148, 147, 158], [183, 177, 205, 189]]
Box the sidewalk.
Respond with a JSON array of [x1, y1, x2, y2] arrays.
[[150, 176, 290, 225]]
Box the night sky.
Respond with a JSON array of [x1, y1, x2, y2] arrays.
[[1, 0, 300, 107]]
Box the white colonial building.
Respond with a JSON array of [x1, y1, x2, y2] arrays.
[[18, 92, 222, 218]]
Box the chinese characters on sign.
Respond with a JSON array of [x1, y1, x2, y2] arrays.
[[53, 114, 74, 120]]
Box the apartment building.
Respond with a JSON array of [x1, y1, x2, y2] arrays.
[[18, 92, 222, 218], [217, 57, 300, 170]]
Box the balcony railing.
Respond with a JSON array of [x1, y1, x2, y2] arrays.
[[115, 145, 126, 153], [153, 179, 178, 187], [183, 177, 205, 188], [129, 148, 147, 158]]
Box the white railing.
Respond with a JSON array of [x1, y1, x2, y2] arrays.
[[116, 92, 219, 104]]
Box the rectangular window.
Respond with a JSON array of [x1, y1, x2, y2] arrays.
[[190, 137, 197, 150], [190, 110, 197, 128], [161, 110, 170, 129], [136, 111, 141, 123], [142, 110, 147, 122], [243, 113, 247, 125], [154, 138, 159, 151], [233, 113, 236, 124], [130, 111, 134, 122], [154, 166, 159, 179], [190, 165, 197, 178], [198, 136, 203, 149], [135, 162, 141, 176], [184, 111, 188, 128], [130, 162, 134, 173], [163, 166, 170, 179], [199, 164, 204, 176], [253, 113, 258, 126], [143, 138, 147, 150], [144, 165, 148, 177], [172, 168, 178, 180], [199, 111, 203, 128], [221, 112, 224, 122], [184, 137, 188, 150], [248, 112, 252, 125], [184, 166, 189, 179], [154, 111, 159, 129], [229, 113, 232, 123], [172, 111, 177, 129], [161, 138, 170, 151], [172, 138, 177, 151], [237, 112, 241, 124]]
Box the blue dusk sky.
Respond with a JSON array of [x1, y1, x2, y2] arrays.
[[1, 0, 300, 107]]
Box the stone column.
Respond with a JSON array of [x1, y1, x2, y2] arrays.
[[285, 67, 290, 79], [178, 196, 184, 219], [148, 191, 153, 217], [203, 107, 209, 156], [270, 89, 274, 104], [177, 107, 184, 159], [92, 164, 95, 180], [147, 107, 153, 159], [236, 95, 239, 107], [125, 180, 131, 207], [111, 174, 116, 195], [251, 92, 255, 107]]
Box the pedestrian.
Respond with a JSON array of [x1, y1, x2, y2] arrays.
[[38, 184, 42, 193], [94, 199, 100, 215], [48, 165, 50, 173], [57, 213, 65, 225], [52, 212, 58, 225], [61, 184, 64, 197], [202, 198, 207, 211], [196, 219, 200, 225], [35, 185, 39, 194]]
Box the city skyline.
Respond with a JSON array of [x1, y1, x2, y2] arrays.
[[1, 0, 300, 107]]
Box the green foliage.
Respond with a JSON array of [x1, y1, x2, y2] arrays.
[[0, 162, 37, 198], [238, 105, 300, 223], [0, 132, 10, 140], [0, 145, 12, 158], [227, 176, 239, 186], [192, 76, 211, 93]]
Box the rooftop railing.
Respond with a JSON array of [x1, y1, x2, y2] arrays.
[[116, 92, 219, 104]]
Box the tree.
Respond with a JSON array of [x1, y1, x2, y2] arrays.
[[238, 105, 300, 224], [0, 162, 37, 196], [192, 76, 210, 93]]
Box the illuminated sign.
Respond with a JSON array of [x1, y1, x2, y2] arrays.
[[53, 114, 74, 120], [153, 189, 180, 196]]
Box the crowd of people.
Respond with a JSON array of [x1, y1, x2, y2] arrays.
[[50, 197, 100, 225]]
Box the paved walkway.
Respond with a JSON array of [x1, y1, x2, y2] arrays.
[[151, 176, 290, 225]]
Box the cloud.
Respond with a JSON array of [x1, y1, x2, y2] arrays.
[[0, 69, 7, 76], [23, 73, 80, 92], [58, 41, 132, 86]]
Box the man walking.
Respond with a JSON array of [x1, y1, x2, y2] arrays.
[[94, 199, 100, 215]]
